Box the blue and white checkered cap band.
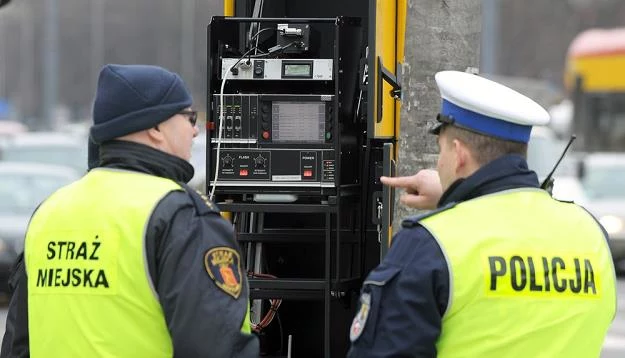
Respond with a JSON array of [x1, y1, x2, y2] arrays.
[[441, 99, 532, 143]]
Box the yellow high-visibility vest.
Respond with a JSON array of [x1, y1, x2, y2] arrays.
[[26, 169, 180, 357], [419, 189, 617, 358]]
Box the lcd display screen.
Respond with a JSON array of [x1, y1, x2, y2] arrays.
[[272, 102, 325, 143], [283, 63, 312, 77]]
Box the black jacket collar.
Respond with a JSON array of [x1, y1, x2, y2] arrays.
[[438, 154, 539, 207], [98, 140, 194, 183]]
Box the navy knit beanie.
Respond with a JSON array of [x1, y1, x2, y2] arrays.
[[90, 64, 192, 144]]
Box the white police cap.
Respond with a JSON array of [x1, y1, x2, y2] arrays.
[[432, 71, 550, 143]]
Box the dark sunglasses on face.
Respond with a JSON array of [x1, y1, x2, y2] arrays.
[[179, 110, 198, 126]]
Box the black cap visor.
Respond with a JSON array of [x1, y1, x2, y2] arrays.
[[429, 114, 455, 135]]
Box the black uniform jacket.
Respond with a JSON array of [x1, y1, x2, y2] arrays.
[[0, 140, 259, 358], [347, 154, 541, 357]]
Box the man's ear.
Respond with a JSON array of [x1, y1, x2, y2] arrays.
[[146, 126, 165, 143], [452, 138, 470, 173]]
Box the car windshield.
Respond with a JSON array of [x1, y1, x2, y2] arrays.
[[2, 145, 87, 172], [0, 173, 70, 215], [582, 165, 625, 199]]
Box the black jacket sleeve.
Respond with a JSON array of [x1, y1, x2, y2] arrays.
[[1, 189, 259, 358], [0, 254, 30, 358], [145, 189, 259, 358], [347, 226, 450, 358]]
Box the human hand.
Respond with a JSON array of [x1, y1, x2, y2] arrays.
[[380, 169, 442, 210]]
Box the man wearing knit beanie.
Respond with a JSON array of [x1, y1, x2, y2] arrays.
[[2, 65, 259, 358], [88, 64, 195, 168]]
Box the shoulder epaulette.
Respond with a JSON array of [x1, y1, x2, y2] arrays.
[[401, 202, 457, 228], [179, 183, 221, 215]]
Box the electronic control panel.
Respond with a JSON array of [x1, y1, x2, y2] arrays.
[[221, 58, 333, 80], [212, 94, 334, 143], [214, 149, 336, 187], [210, 94, 337, 191]]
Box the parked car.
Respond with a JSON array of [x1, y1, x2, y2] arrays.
[[0, 131, 88, 173], [579, 153, 625, 271], [0, 162, 80, 293]]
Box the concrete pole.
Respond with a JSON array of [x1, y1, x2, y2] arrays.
[[180, 0, 196, 91], [19, 0, 35, 120], [43, 0, 59, 128], [480, 0, 499, 75], [0, 17, 5, 100], [394, 0, 481, 226], [91, 0, 104, 93]]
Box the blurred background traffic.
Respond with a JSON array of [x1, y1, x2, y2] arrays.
[[0, 3, 624, 354], [2, 0, 625, 278]]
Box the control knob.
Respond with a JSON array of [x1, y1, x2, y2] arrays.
[[222, 155, 234, 168], [254, 155, 267, 169]]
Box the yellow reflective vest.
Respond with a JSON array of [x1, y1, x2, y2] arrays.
[[26, 169, 184, 357], [419, 188, 617, 358]]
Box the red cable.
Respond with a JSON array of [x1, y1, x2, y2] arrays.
[[248, 271, 283, 333]]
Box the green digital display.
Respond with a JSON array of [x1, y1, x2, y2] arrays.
[[283, 63, 312, 77]]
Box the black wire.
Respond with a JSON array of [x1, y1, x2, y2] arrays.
[[228, 46, 261, 75], [227, 40, 295, 76], [247, 41, 301, 59], [278, 41, 299, 52], [250, 27, 278, 42]]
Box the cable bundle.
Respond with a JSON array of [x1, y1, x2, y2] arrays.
[[248, 271, 283, 333]]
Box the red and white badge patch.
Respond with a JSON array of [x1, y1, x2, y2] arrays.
[[350, 292, 371, 342]]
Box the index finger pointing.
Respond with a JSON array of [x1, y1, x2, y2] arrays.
[[380, 175, 415, 189]]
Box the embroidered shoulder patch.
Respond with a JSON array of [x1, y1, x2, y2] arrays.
[[204, 247, 243, 299], [350, 292, 371, 342]]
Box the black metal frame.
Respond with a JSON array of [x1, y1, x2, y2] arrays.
[[207, 16, 364, 358], [220, 204, 336, 357]]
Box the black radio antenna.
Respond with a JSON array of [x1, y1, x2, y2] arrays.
[[540, 135, 577, 192]]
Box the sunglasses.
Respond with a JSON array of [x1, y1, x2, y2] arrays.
[[179, 110, 198, 126]]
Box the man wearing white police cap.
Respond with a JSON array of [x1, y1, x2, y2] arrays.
[[348, 71, 616, 358], [431, 70, 550, 141]]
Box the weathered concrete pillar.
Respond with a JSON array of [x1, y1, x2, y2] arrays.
[[394, 0, 481, 227]]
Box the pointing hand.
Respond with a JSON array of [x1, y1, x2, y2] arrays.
[[380, 169, 442, 210]]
